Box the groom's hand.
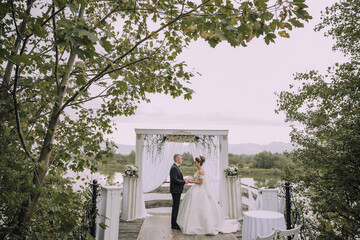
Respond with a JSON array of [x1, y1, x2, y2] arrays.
[[185, 178, 189, 184]]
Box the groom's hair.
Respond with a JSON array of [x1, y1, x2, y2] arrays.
[[173, 154, 181, 162]]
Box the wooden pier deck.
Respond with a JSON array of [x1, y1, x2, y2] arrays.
[[119, 218, 145, 239], [118, 184, 247, 239], [119, 214, 242, 240]]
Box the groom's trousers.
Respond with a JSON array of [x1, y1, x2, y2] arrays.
[[171, 193, 181, 227]]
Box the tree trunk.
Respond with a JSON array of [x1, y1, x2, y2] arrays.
[[13, 3, 86, 234], [14, 48, 78, 237]]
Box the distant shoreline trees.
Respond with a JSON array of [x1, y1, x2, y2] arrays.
[[99, 150, 293, 172]]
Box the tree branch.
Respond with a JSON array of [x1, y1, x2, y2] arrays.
[[10, 0, 24, 40], [56, 0, 211, 119], [24, 5, 67, 40], [101, 56, 153, 80], [12, 64, 35, 162], [52, 5, 60, 87]]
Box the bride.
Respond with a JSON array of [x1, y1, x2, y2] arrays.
[[176, 156, 240, 235]]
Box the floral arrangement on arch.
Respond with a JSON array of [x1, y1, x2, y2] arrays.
[[224, 165, 240, 177], [124, 164, 139, 177]]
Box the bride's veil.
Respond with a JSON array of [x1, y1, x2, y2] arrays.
[[201, 170, 214, 198], [189, 140, 220, 202]]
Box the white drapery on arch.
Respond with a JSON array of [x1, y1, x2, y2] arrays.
[[142, 142, 184, 193], [189, 137, 220, 202], [134, 129, 229, 219], [139, 141, 184, 217]]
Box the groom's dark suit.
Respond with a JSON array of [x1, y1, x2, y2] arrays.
[[170, 163, 185, 229]]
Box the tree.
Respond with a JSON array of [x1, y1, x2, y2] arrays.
[[229, 153, 245, 168], [0, 0, 311, 237], [276, 0, 360, 238], [253, 151, 279, 169], [182, 152, 194, 166]]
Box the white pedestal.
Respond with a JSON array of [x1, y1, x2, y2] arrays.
[[226, 176, 242, 220], [96, 185, 122, 240], [121, 176, 138, 221]]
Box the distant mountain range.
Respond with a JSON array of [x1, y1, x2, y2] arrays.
[[114, 142, 295, 155]]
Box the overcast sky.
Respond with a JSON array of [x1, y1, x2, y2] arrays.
[[106, 0, 345, 146]]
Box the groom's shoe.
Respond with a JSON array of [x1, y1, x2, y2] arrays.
[[171, 225, 181, 230]]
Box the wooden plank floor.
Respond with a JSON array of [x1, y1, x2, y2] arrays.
[[136, 215, 241, 240], [119, 218, 145, 240]]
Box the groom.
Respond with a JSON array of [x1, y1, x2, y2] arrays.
[[170, 154, 188, 230]]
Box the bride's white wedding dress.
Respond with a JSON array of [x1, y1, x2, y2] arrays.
[[176, 171, 240, 235]]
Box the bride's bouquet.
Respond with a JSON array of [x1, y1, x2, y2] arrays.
[[124, 164, 139, 177], [224, 165, 240, 177]]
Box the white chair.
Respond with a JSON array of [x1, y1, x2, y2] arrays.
[[256, 229, 277, 240], [277, 225, 301, 239], [248, 187, 257, 210], [278, 195, 285, 214], [260, 188, 279, 212]]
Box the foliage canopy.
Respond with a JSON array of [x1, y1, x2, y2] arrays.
[[0, 0, 311, 238], [277, 0, 360, 238]]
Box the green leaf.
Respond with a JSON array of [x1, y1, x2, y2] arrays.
[[262, 12, 274, 21], [288, 18, 304, 28], [75, 61, 86, 70], [269, 19, 280, 31], [278, 30, 290, 38], [87, 32, 98, 42], [0, 48, 9, 58], [58, 18, 73, 28], [66, 3, 78, 13], [115, 81, 128, 92], [100, 37, 114, 52], [208, 39, 219, 48], [264, 33, 276, 45], [214, 30, 226, 41], [12, 55, 33, 65], [31, 25, 47, 38], [78, 29, 98, 42], [254, 0, 268, 7], [293, 2, 308, 8], [109, 71, 120, 80], [75, 74, 86, 86], [151, 31, 159, 39]]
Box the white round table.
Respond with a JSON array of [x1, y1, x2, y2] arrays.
[[242, 210, 286, 240]]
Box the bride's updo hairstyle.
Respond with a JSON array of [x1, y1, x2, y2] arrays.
[[195, 156, 206, 166]]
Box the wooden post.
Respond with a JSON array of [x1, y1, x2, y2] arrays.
[[135, 133, 145, 218], [219, 134, 229, 217]]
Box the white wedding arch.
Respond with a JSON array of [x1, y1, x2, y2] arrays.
[[131, 128, 236, 219]]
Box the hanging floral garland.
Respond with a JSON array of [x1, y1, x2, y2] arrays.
[[193, 135, 218, 156], [143, 134, 218, 162]]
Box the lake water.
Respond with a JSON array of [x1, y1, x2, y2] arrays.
[[66, 169, 283, 191]]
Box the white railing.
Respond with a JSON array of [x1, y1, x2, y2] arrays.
[[142, 181, 261, 217], [240, 183, 260, 210], [119, 181, 283, 222], [96, 185, 123, 240]]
